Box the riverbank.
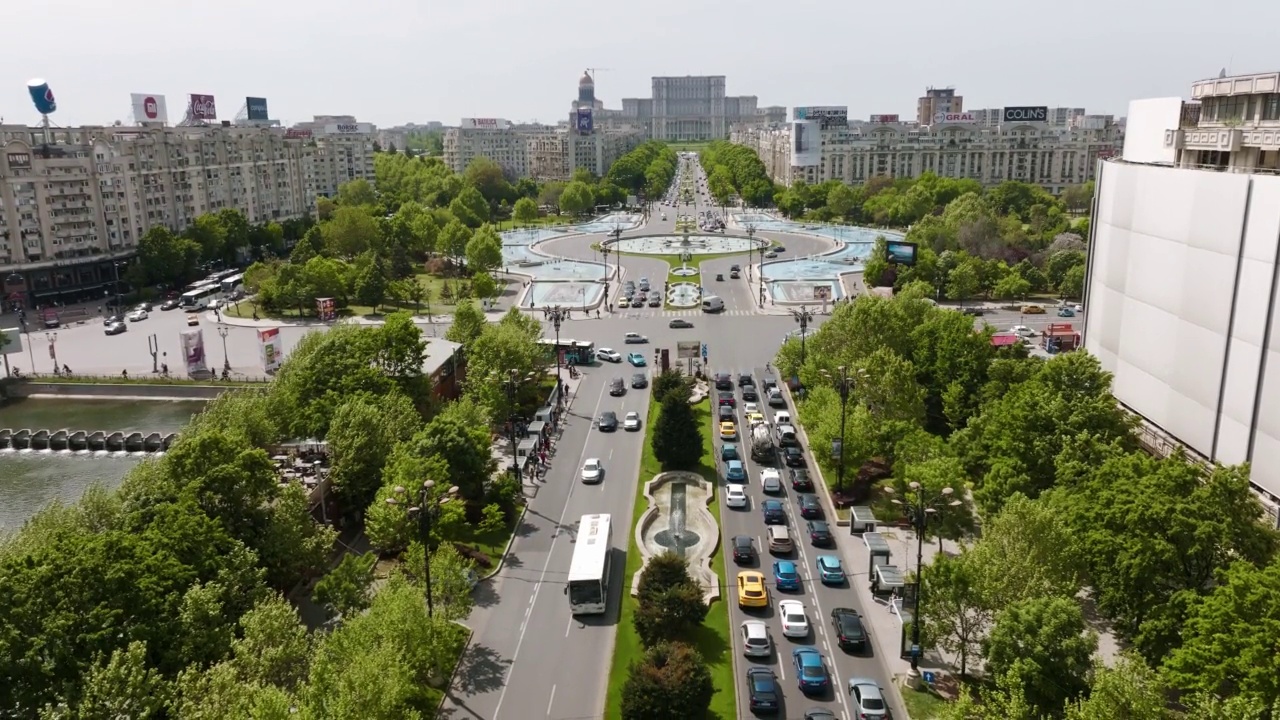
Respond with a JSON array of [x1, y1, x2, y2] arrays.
[[4, 380, 238, 402]]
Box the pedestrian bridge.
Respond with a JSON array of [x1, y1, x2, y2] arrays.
[[0, 428, 177, 453]]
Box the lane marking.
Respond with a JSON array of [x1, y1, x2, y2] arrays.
[[546, 685, 556, 717]]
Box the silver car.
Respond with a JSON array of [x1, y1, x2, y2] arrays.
[[740, 620, 772, 658], [848, 677, 889, 719]]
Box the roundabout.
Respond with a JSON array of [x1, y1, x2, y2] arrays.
[[603, 232, 765, 256]]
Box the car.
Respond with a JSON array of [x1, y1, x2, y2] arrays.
[[779, 599, 810, 638], [718, 404, 735, 421], [103, 321, 127, 336], [730, 270, 740, 279], [761, 468, 783, 494], [639, 277, 650, 290], [774, 245, 786, 252], [730, 264, 741, 272], [580, 458, 603, 484], [1011, 325, 1036, 337], [791, 647, 830, 693], [714, 373, 734, 390], [631, 372, 648, 389], [741, 384, 758, 401], [738, 373, 753, 387], [715, 273, 724, 281], [767, 387, 786, 407], [725, 459, 746, 482], [597, 348, 622, 363], [736, 571, 769, 609], [765, 251, 777, 258], [848, 678, 889, 719], [721, 443, 739, 462], [743, 401, 760, 415], [627, 352, 646, 366], [623, 411, 642, 431], [717, 391, 736, 408], [798, 494, 823, 519], [961, 307, 985, 316], [815, 555, 845, 585], [774, 410, 793, 425], [745, 411, 766, 426], [1073, 303, 1084, 313], [610, 377, 626, 396], [624, 332, 648, 344], [732, 535, 757, 564], [186, 314, 200, 326], [134, 302, 154, 312], [726, 484, 748, 509], [719, 420, 737, 440], [160, 298, 180, 311], [772, 560, 801, 591], [648, 297, 661, 307], [762, 499, 786, 525], [746, 667, 780, 714], [1057, 307, 1075, 317], [102, 314, 122, 325], [802, 709, 837, 720], [807, 520, 833, 547], [831, 607, 867, 651], [669, 319, 693, 329], [1022, 304, 1046, 314], [124, 308, 148, 322], [618, 297, 630, 308], [790, 468, 813, 491], [598, 411, 618, 431], [783, 446, 806, 468], [741, 620, 772, 658]]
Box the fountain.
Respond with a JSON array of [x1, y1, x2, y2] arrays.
[[634, 471, 721, 603], [671, 248, 698, 277]]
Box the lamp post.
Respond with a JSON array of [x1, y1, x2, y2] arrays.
[[600, 244, 612, 311], [609, 224, 623, 306], [883, 481, 963, 677], [217, 324, 231, 373], [386, 480, 459, 617], [543, 305, 570, 406], [791, 305, 814, 367], [147, 334, 160, 374], [111, 260, 128, 312], [745, 223, 756, 284], [819, 365, 864, 497], [45, 332, 58, 374]]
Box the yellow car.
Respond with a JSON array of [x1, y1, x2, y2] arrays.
[[719, 421, 737, 440], [745, 412, 765, 426], [737, 571, 769, 609], [186, 313, 200, 326]]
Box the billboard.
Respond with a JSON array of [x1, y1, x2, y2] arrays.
[[284, 128, 312, 139], [259, 328, 282, 372], [460, 118, 511, 130], [27, 79, 56, 115], [189, 94, 217, 120], [576, 107, 594, 134], [180, 330, 208, 375], [676, 341, 700, 359], [0, 328, 21, 356], [130, 93, 169, 124], [791, 121, 821, 167], [1003, 106, 1048, 123], [324, 123, 373, 135], [6, 152, 31, 169], [885, 240, 918, 266], [933, 112, 976, 124], [246, 96, 269, 120], [869, 114, 900, 123], [793, 106, 848, 129]]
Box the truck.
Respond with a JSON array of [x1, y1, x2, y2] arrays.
[[750, 422, 775, 463]]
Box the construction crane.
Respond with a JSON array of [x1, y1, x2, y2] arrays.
[[585, 68, 612, 82]]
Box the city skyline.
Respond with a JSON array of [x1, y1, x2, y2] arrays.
[[3, 0, 1278, 128]]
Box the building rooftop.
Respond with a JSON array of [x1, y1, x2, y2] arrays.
[[422, 338, 462, 377]]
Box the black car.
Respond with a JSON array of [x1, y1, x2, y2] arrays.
[[647, 297, 661, 307], [718, 404, 735, 421], [610, 377, 626, 396], [762, 375, 778, 392], [598, 411, 618, 432], [774, 245, 786, 252], [715, 373, 734, 390], [732, 535, 757, 565], [961, 307, 985, 316], [831, 608, 868, 651], [799, 494, 823, 520], [738, 373, 753, 388], [741, 384, 758, 402], [783, 446, 806, 468], [803, 709, 837, 720], [790, 468, 813, 491], [718, 391, 736, 408], [669, 319, 694, 329], [762, 500, 786, 525], [730, 264, 741, 272], [160, 298, 181, 311], [631, 373, 648, 389], [746, 667, 780, 714], [807, 520, 833, 546]]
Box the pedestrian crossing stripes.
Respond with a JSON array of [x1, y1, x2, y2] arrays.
[[621, 309, 758, 318]]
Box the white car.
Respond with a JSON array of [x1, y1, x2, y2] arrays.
[[725, 484, 748, 509], [774, 410, 792, 426], [760, 468, 783, 494], [740, 620, 772, 658], [623, 411, 642, 431], [779, 599, 810, 638], [580, 458, 603, 484], [848, 678, 890, 720], [126, 309, 148, 322], [597, 348, 622, 363], [743, 402, 760, 416], [1010, 325, 1036, 337]]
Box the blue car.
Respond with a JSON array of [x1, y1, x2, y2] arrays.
[[627, 352, 647, 366], [721, 443, 739, 462], [816, 555, 845, 585], [773, 560, 800, 591], [791, 647, 829, 693], [762, 499, 786, 525], [725, 459, 746, 482]]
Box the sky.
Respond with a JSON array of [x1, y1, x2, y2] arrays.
[[4, 0, 1280, 129]]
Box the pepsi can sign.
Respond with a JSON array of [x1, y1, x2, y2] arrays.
[[27, 79, 57, 115]]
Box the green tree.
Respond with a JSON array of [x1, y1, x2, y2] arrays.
[[982, 596, 1096, 716], [478, 503, 506, 537], [327, 392, 421, 513], [465, 224, 504, 273], [471, 271, 498, 303], [637, 551, 694, 603], [652, 370, 691, 404], [63, 641, 169, 719], [185, 213, 228, 263], [352, 251, 389, 309], [992, 273, 1031, 302], [620, 642, 714, 720], [827, 183, 857, 217], [229, 594, 312, 690], [445, 299, 487, 350], [313, 553, 375, 619], [946, 259, 981, 304], [449, 186, 490, 228], [633, 583, 708, 648], [337, 178, 378, 207], [967, 494, 1080, 611], [559, 180, 595, 215], [136, 226, 202, 287], [401, 398, 497, 503], [920, 552, 988, 677], [323, 205, 382, 258], [1064, 653, 1169, 720], [437, 218, 472, 278], [403, 541, 477, 623], [651, 394, 701, 469], [512, 196, 539, 225], [1059, 263, 1086, 299], [463, 157, 512, 203]]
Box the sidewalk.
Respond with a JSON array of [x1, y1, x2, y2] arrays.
[[486, 370, 584, 502]]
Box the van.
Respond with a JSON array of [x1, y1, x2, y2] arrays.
[[767, 525, 793, 553], [702, 296, 725, 313]]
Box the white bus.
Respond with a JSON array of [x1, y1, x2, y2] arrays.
[[567, 513, 613, 615], [219, 273, 245, 295], [180, 283, 221, 309]]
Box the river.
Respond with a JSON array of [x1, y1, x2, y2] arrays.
[[0, 398, 204, 533]]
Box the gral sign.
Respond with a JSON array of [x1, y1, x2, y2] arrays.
[[246, 96, 269, 120], [460, 117, 511, 130], [793, 106, 848, 129], [130, 93, 169, 124], [933, 112, 976, 124], [258, 327, 282, 372], [189, 94, 217, 120], [885, 240, 918, 266], [6, 152, 32, 169], [1003, 106, 1048, 123], [791, 121, 821, 167], [576, 107, 594, 134], [180, 330, 208, 375], [869, 114, 899, 123], [676, 340, 700, 359]]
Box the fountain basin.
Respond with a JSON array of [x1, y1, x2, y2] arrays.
[[605, 234, 765, 256], [667, 283, 702, 308], [633, 472, 721, 604], [526, 281, 604, 310]]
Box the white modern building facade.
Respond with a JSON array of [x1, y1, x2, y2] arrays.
[[1084, 70, 1280, 500]]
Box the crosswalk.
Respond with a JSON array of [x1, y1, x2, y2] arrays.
[[620, 309, 759, 318]]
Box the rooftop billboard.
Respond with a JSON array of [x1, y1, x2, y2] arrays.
[[246, 97, 269, 121], [324, 123, 374, 135], [460, 118, 510, 130], [869, 114, 899, 123], [189, 94, 217, 120], [933, 111, 976, 124], [130, 93, 169, 124], [1003, 106, 1048, 123]]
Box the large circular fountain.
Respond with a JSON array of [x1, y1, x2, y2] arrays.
[[606, 233, 765, 256]]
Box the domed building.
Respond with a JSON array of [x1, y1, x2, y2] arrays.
[[578, 71, 596, 106]]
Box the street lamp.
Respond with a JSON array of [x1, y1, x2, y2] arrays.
[[386, 480, 459, 617], [543, 305, 570, 405], [791, 305, 815, 368], [818, 365, 865, 497], [609, 224, 623, 308], [600, 244, 612, 311], [216, 324, 231, 373], [111, 260, 128, 312], [883, 481, 963, 676], [45, 332, 58, 374]]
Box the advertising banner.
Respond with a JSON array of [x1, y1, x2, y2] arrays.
[[180, 330, 208, 375], [6, 152, 31, 169], [130, 93, 169, 124], [189, 94, 217, 120], [27, 79, 56, 115], [246, 96, 269, 120], [885, 240, 918, 266], [676, 340, 700, 359], [576, 107, 594, 134], [258, 328, 282, 372], [794, 106, 848, 129], [460, 118, 511, 130], [1003, 106, 1048, 123], [323, 123, 373, 135], [933, 112, 976, 124], [284, 128, 313, 139], [316, 297, 337, 322], [869, 114, 900, 123], [791, 121, 821, 167]]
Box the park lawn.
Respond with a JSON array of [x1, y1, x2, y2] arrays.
[[604, 398, 736, 720], [900, 684, 952, 719], [451, 510, 520, 564], [425, 621, 472, 711], [222, 273, 467, 320]]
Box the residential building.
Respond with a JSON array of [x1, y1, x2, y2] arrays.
[[917, 87, 964, 126], [443, 114, 644, 182], [286, 116, 378, 198], [1083, 70, 1280, 503]]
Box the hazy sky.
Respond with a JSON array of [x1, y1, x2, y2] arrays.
[[4, 0, 1279, 129]]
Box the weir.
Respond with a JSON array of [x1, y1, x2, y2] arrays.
[[0, 428, 177, 453]]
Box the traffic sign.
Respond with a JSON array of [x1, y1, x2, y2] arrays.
[[701, 343, 708, 359]]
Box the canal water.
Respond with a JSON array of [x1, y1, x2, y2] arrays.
[[0, 398, 204, 533]]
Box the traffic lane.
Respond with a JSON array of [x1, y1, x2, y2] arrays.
[[753, 229, 834, 259], [698, 257, 757, 314]]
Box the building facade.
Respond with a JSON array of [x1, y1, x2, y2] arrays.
[[285, 116, 379, 199], [618, 76, 769, 142], [917, 88, 964, 126], [443, 118, 645, 182], [1083, 70, 1280, 502]]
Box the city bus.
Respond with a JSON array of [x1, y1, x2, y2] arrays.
[[539, 338, 596, 366], [219, 273, 245, 296], [180, 283, 221, 309], [567, 513, 613, 615]]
